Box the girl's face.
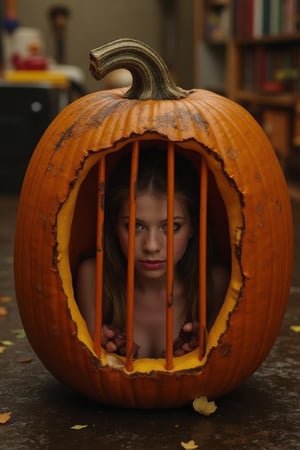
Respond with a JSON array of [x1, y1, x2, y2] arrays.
[[116, 191, 193, 281]]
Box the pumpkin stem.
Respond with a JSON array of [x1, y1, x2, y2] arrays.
[[89, 38, 189, 101]]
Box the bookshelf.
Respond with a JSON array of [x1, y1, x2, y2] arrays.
[[194, 0, 233, 96], [194, 0, 300, 171]]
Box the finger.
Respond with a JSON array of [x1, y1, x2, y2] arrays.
[[105, 341, 117, 353], [182, 342, 193, 353], [174, 348, 186, 356], [114, 335, 125, 347], [102, 325, 116, 339], [182, 322, 193, 332]]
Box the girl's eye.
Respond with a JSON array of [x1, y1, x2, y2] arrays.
[[123, 222, 143, 231], [135, 222, 144, 231], [173, 222, 181, 232], [162, 222, 181, 232]]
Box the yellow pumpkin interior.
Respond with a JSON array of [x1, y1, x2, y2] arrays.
[[56, 137, 243, 373]]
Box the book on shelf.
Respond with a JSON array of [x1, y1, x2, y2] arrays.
[[233, 0, 300, 38], [205, 6, 230, 41], [241, 45, 300, 94]]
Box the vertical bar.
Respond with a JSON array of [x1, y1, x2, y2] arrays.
[[94, 156, 106, 357], [166, 143, 175, 370], [125, 141, 139, 372], [199, 156, 208, 359]]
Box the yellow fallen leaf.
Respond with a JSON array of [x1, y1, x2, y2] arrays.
[[0, 306, 8, 316], [0, 346, 6, 353], [0, 296, 11, 303], [13, 328, 26, 339], [192, 396, 217, 416], [181, 440, 198, 449], [290, 325, 300, 333], [0, 412, 12, 424], [0, 340, 14, 346], [70, 424, 88, 430]]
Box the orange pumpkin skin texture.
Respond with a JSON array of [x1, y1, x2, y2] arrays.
[[14, 39, 293, 408]]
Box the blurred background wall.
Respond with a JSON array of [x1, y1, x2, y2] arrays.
[[13, 0, 195, 92]]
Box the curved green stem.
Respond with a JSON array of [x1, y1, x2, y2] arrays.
[[89, 38, 189, 101]]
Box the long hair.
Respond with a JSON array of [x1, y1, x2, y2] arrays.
[[102, 146, 214, 330]]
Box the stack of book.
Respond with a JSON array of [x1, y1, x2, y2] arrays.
[[233, 0, 300, 38]]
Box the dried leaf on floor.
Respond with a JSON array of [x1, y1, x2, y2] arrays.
[[290, 325, 300, 333], [0, 306, 8, 316], [13, 328, 26, 339], [0, 340, 14, 346], [0, 345, 6, 353], [0, 296, 11, 303], [70, 424, 88, 430], [181, 439, 198, 449], [17, 357, 33, 364], [0, 412, 12, 424], [192, 396, 217, 416]]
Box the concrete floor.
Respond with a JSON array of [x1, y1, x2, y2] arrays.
[[0, 186, 300, 450]]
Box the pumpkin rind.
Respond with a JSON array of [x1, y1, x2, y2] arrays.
[[14, 42, 293, 408]]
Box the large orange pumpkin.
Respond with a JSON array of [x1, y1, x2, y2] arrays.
[[14, 39, 293, 408]]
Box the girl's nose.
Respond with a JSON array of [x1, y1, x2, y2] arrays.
[[142, 230, 162, 253]]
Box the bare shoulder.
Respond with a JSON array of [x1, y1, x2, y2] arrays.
[[76, 257, 97, 332], [212, 264, 230, 284], [78, 257, 96, 277], [77, 258, 96, 296], [212, 264, 230, 303]]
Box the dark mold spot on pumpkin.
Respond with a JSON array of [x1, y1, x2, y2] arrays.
[[275, 199, 282, 212], [86, 99, 132, 129], [152, 112, 179, 131], [219, 343, 232, 357], [55, 123, 78, 150], [256, 203, 264, 216], [190, 111, 209, 132], [254, 172, 262, 182], [226, 147, 238, 160], [40, 212, 48, 231]]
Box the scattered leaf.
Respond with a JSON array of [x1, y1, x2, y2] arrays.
[[181, 439, 198, 449], [0, 412, 12, 424], [13, 328, 26, 339], [0, 306, 8, 317], [192, 396, 217, 416], [70, 424, 88, 430], [0, 340, 14, 347], [0, 296, 11, 303], [0, 346, 6, 353], [17, 357, 33, 364], [290, 325, 300, 333]]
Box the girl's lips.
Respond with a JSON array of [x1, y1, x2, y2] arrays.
[[139, 260, 165, 270]]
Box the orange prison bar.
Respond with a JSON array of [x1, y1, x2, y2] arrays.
[[125, 141, 140, 371], [94, 156, 106, 357], [199, 156, 208, 358], [166, 143, 175, 370]]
